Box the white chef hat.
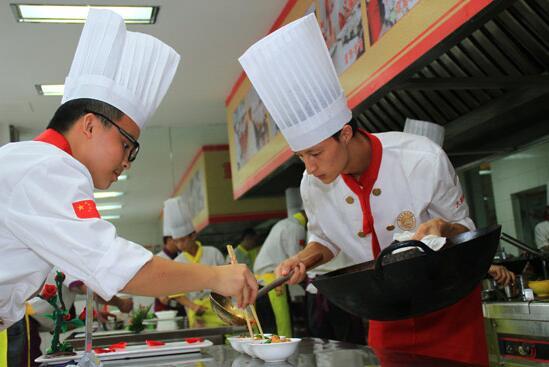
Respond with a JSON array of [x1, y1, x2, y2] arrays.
[[163, 197, 195, 239], [62, 8, 180, 129], [239, 13, 351, 152], [403, 118, 445, 147], [162, 200, 171, 237], [285, 187, 303, 217]]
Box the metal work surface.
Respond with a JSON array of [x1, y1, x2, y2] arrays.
[[51, 338, 488, 367]]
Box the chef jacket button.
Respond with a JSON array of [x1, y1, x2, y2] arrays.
[[386, 225, 395, 231], [372, 188, 382, 196], [345, 196, 354, 204], [357, 231, 366, 238]]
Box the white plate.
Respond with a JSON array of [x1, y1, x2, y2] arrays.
[[35, 339, 213, 364]]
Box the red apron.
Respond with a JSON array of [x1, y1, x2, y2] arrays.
[[342, 130, 488, 366]]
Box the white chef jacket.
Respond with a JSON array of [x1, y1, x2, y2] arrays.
[[173, 243, 224, 300], [254, 216, 306, 275], [535, 220, 549, 249], [0, 130, 152, 330], [302, 131, 474, 262]]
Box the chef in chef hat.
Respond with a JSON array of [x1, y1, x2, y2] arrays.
[[238, 13, 497, 365], [45, 8, 180, 190]]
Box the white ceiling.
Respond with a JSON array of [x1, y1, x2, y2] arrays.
[[1, 0, 287, 242]]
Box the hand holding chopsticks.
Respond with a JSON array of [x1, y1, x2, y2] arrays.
[[227, 245, 264, 338]]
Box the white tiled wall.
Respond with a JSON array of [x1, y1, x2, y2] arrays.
[[491, 140, 549, 254]]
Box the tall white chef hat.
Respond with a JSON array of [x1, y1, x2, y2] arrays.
[[403, 118, 445, 147], [239, 13, 351, 152], [62, 9, 180, 129], [164, 197, 195, 239]]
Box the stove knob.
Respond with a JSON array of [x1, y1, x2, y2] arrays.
[[518, 344, 531, 356]]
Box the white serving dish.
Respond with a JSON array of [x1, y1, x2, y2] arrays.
[[35, 339, 213, 364]]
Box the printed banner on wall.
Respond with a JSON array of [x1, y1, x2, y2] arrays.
[[232, 86, 279, 171], [366, 0, 420, 44], [180, 169, 205, 219], [318, 0, 366, 75]]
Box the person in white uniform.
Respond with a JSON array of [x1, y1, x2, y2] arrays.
[[0, 9, 257, 336], [164, 197, 225, 328], [238, 13, 494, 365]]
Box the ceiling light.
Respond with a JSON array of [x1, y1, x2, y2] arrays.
[[11, 4, 158, 24], [94, 191, 124, 199], [102, 215, 120, 220], [478, 170, 492, 176], [97, 203, 122, 211], [36, 84, 64, 96], [117, 175, 127, 181]]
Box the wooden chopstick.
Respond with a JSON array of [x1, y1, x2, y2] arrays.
[[226, 245, 264, 338]]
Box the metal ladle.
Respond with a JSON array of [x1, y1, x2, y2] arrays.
[[210, 253, 323, 326]]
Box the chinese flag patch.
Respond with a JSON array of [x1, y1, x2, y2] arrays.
[[72, 200, 100, 219]]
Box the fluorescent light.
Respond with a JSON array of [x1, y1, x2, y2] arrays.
[[94, 191, 124, 199], [479, 169, 492, 176], [97, 204, 122, 211], [12, 5, 158, 24], [35, 84, 64, 96], [102, 215, 120, 220], [117, 175, 127, 181]]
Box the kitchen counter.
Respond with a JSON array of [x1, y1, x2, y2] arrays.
[[66, 338, 486, 367]]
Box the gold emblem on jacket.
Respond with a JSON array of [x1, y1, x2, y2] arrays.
[[396, 211, 416, 231]]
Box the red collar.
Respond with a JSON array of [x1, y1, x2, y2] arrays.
[[340, 128, 382, 192], [34, 129, 73, 156]]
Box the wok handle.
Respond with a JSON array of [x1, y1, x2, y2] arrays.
[[374, 240, 435, 275], [257, 253, 323, 298]]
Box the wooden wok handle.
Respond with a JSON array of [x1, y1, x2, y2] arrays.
[[257, 253, 323, 298]]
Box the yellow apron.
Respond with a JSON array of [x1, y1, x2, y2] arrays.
[[180, 243, 225, 329], [0, 329, 7, 367], [257, 273, 292, 337]]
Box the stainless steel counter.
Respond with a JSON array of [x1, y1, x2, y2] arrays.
[[68, 338, 486, 367]]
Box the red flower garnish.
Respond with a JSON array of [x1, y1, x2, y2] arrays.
[[40, 284, 57, 301], [109, 342, 127, 349], [54, 272, 66, 282], [185, 337, 204, 343], [79, 308, 98, 321], [94, 347, 115, 354], [145, 340, 165, 347]]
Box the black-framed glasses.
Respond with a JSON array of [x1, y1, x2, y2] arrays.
[[85, 110, 140, 162]]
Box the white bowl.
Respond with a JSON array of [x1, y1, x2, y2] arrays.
[[154, 310, 177, 319], [250, 338, 301, 363], [241, 339, 264, 358], [227, 336, 252, 353]]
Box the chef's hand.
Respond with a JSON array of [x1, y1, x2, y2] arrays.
[[412, 218, 469, 240], [488, 265, 515, 286], [275, 256, 306, 285], [211, 264, 258, 308], [115, 297, 134, 314]]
